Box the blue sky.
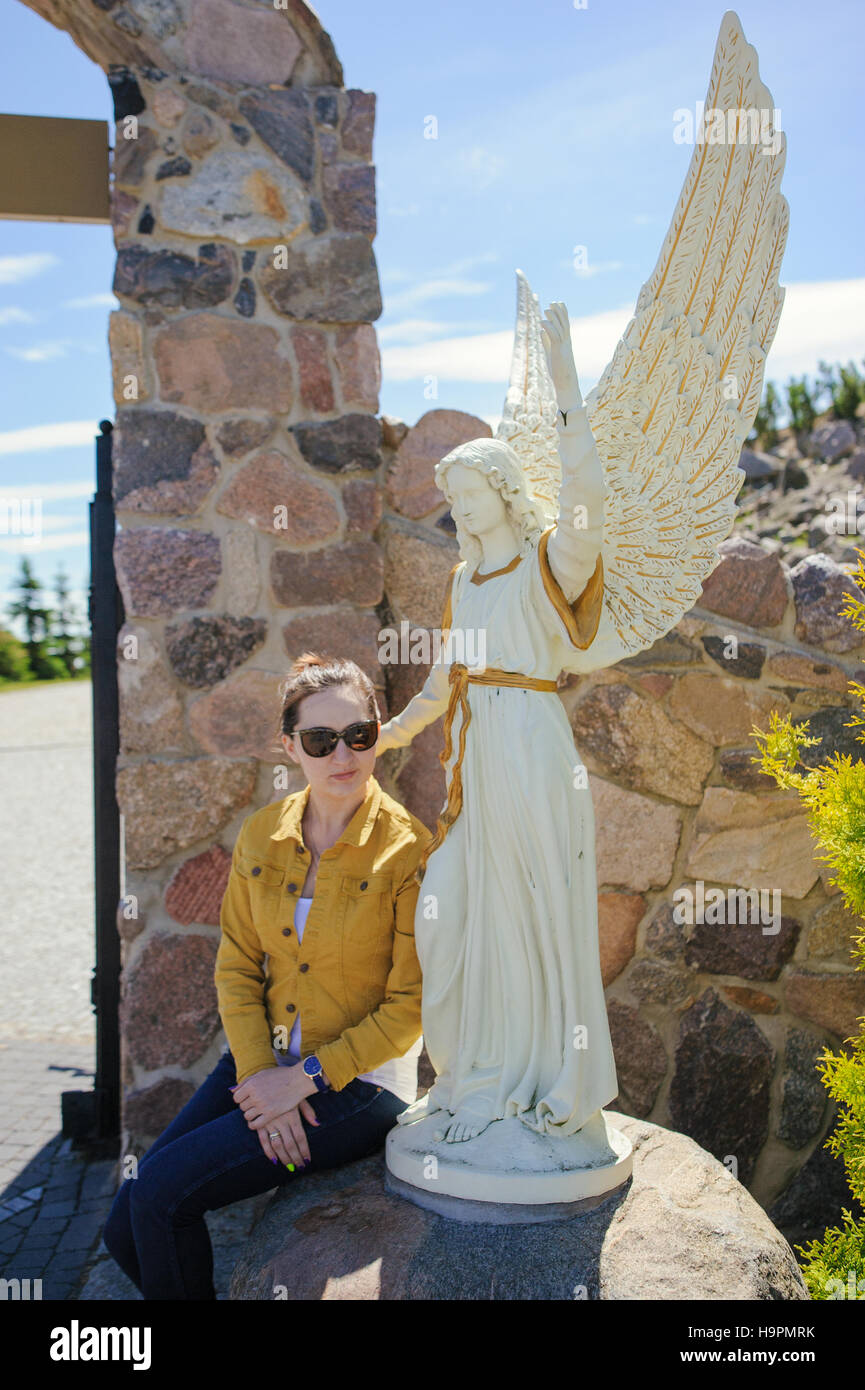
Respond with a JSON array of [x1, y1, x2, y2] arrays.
[[1, 0, 863, 633]]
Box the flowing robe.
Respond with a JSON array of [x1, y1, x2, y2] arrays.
[[386, 407, 621, 1136]]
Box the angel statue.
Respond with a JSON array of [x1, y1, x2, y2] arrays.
[[377, 11, 787, 1196]]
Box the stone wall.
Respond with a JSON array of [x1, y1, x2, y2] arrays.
[[557, 537, 865, 1213], [21, 0, 865, 1224], [370, 416, 865, 1218]]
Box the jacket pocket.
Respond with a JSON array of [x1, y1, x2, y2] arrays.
[[236, 852, 290, 949], [339, 872, 391, 944], [237, 852, 286, 888]]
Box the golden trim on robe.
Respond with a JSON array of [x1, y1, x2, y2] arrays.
[[440, 562, 460, 632], [537, 526, 604, 651]]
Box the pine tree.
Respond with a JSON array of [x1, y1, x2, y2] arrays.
[[50, 564, 83, 677], [6, 558, 66, 682]]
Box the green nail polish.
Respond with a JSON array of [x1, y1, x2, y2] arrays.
[[285, 1162, 295, 1171]]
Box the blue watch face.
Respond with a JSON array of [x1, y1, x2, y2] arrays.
[[303, 1056, 319, 1077]]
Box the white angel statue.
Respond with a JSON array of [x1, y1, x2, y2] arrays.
[[377, 11, 788, 1157]]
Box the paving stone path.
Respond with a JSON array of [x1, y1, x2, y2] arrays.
[[0, 683, 263, 1300]]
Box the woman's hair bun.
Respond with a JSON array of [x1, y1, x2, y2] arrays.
[[291, 650, 327, 673]]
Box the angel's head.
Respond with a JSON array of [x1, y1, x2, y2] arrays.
[[435, 437, 548, 568]]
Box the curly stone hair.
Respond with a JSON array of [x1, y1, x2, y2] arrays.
[[434, 436, 549, 570]]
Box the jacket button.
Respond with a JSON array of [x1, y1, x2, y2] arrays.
[[287, 882, 297, 892], [299, 962, 309, 973], [360, 880, 368, 890], [251, 866, 262, 876], [286, 1003, 296, 1012], [282, 927, 291, 937]]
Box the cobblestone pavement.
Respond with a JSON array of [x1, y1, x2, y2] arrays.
[[0, 683, 265, 1300]]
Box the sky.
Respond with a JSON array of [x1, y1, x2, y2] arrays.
[[0, 0, 863, 635]]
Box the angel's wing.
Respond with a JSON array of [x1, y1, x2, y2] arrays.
[[498, 9, 788, 664], [495, 269, 560, 525]]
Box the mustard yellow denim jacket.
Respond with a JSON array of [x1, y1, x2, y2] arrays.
[[215, 775, 432, 1091]]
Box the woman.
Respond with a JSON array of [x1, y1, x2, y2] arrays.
[[103, 652, 431, 1300]]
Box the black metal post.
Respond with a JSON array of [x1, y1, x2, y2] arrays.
[[62, 419, 123, 1144]]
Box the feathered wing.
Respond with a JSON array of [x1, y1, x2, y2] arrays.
[[498, 9, 788, 666], [495, 268, 561, 525]]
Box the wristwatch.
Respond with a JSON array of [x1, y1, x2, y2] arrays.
[[302, 1055, 330, 1092]]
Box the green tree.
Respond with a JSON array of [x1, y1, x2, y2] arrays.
[[830, 361, 865, 422], [49, 564, 83, 677], [786, 375, 818, 436], [752, 551, 865, 1300], [751, 379, 781, 449], [0, 627, 30, 683], [7, 557, 51, 675]]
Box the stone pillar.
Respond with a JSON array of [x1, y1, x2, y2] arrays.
[[19, 0, 387, 1153]]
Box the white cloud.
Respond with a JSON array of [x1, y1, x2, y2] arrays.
[[382, 251, 499, 287], [572, 260, 626, 279], [0, 421, 100, 455], [0, 481, 93, 501], [378, 317, 499, 346], [382, 304, 632, 386], [0, 529, 90, 553], [63, 293, 118, 309], [763, 278, 865, 384], [385, 277, 494, 315], [0, 308, 35, 326], [5, 338, 100, 363], [5, 341, 70, 363], [453, 145, 505, 190], [382, 279, 865, 398], [0, 253, 59, 285]]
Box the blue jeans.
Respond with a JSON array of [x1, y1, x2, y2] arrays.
[[103, 1049, 408, 1300]]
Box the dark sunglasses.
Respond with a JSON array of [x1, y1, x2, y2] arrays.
[[289, 719, 379, 758]]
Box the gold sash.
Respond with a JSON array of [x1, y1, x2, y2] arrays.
[[415, 662, 558, 881]]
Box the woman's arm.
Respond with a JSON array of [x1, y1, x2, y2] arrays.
[[313, 839, 426, 1090], [214, 830, 281, 1085]]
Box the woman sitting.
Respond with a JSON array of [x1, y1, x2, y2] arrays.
[[103, 652, 431, 1300]]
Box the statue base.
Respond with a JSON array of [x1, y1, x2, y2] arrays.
[[384, 1106, 632, 1223]]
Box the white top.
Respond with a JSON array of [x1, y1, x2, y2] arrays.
[[272, 896, 422, 1105]]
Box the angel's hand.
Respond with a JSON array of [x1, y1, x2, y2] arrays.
[[540, 301, 582, 411]]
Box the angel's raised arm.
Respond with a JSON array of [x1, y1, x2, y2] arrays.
[[540, 302, 607, 604]]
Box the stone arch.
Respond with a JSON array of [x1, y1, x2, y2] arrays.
[[18, 0, 342, 86]]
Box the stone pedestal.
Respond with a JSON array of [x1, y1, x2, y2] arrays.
[[229, 1113, 810, 1300], [384, 1107, 632, 1220]]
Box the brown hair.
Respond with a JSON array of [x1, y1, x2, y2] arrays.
[[278, 651, 380, 740]]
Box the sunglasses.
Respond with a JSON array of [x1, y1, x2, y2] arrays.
[[288, 719, 379, 758]]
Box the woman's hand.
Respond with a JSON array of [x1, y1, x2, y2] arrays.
[[231, 1066, 319, 1167], [255, 1100, 317, 1168], [540, 301, 583, 412]]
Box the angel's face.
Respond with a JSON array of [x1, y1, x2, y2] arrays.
[[445, 463, 509, 538]]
